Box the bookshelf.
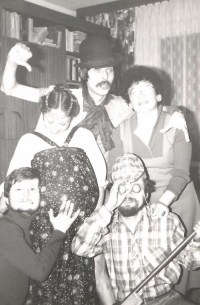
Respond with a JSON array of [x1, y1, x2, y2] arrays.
[[66, 51, 81, 87], [0, 0, 110, 183], [1, 9, 66, 49]]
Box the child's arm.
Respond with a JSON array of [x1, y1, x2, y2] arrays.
[[0, 201, 79, 281], [1, 43, 49, 102]]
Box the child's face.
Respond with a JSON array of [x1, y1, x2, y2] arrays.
[[43, 109, 72, 135], [8, 178, 40, 216]]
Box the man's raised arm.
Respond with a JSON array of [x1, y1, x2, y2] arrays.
[[1, 43, 48, 102]]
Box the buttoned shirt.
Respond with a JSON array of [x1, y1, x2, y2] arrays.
[[72, 206, 200, 302]]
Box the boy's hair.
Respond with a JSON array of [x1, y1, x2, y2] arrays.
[[4, 167, 41, 198]]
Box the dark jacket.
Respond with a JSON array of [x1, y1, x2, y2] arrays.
[[0, 210, 64, 305]]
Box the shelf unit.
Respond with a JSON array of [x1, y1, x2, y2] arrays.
[[66, 51, 80, 87], [0, 0, 110, 183]]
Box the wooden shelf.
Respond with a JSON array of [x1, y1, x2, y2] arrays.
[[1, 0, 110, 37], [66, 51, 80, 57]]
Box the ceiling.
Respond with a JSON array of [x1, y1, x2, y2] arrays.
[[25, 0, 121, 16], [46, 0, 120, 11]]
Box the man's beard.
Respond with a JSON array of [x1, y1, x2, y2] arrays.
[[118, 199, 145, 217], [9, 205, 38, 216]]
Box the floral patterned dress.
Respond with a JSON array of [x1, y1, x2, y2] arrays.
[[26, 127, 99, 305]]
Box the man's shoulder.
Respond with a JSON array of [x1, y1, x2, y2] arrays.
[[70, 88, 82, 100], [0, 216, 22, 240], [0, 216, 20, 229], [105, 95, 133, 128], [75, 127, 95, 139], [167, 211, 183, 227], [109, 94, 127, 106]]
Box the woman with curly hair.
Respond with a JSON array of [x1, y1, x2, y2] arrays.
[[108, 65, 200, 295]]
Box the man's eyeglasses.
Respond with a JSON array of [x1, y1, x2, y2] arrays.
[[118, 183, 142, 195]]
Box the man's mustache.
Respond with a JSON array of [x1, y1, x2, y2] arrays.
[[125, 197, 139, 204], [96, 81, 111, 88]]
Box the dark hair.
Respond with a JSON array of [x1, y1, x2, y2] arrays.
[[119, 65, 163, 104], [4, 167, 41, 198], [144, 178, 156, 200], [40, 84, 80, 118], [79, 68, 90, 87]]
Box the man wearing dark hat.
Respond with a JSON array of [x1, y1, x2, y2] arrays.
[[72, 153, 200, 305], [1, 37, 188, 159]]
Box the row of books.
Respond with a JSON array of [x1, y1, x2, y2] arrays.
[[1, 10, 22, 39], [26, 18, 62, 48], [1, 10, 62, 48], [1, 9, 86, 52], [66, 29, 86, 52], [66, 55, 80, 82]]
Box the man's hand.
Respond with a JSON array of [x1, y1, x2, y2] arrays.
[[7, 43, 32, 72], [160, 111, 190, 142], [49, 200, 80, 233], [150, 202, 169, 219], [105, 181, 131, 213], [193, 220, 200, 241]]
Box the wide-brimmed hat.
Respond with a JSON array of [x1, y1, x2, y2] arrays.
[[74, 36, 123, 69], [112, 153, 147, 183]]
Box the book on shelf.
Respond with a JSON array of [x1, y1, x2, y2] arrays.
[[25, 17, 63, 48], [26, 17, 33, 42], [32, 27, 49, 44], [13, 12, 21, 40], [66, 54, 80, 82], [66, 29, 86, 52], [44, 30, 62, 48], [43, 38, 54, 44], [42, 41, 57, 48], [66, 29, 73, 52], [5, 10, 21, 39], [73, 31, 86, 53], [5, 11, 11, 38], [1, 10, 62, 48], [1, 8, 6, 37]]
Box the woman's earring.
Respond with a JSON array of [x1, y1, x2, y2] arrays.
[[157, 94, 162, 102]]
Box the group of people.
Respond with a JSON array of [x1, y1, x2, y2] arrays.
[[0, 35, 200, 305]]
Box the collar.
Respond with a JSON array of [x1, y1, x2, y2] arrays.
[[5, 210, 33, 229], [79, 86, 115, 152], [111, 206, 151, 229], [131, 104, 164, 131]]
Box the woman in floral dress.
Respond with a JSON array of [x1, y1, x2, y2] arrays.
[[4, 85, 107, 305]]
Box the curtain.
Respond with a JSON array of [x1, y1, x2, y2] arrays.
[[134, 0, 200, 186]]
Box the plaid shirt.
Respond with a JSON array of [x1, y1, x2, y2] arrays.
[[72, 206, 200, 302]]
